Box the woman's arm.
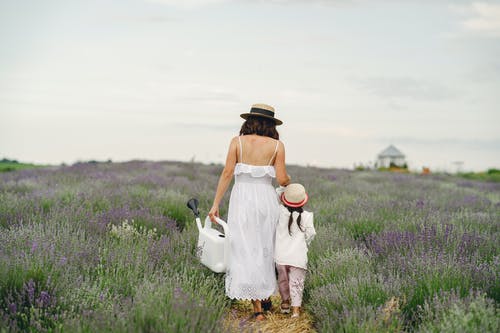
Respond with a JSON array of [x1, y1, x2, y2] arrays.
[[208, 137, 238, 223], [274, 141, 291, 186]]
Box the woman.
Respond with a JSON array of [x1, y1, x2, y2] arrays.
[[209, 103, 291, 321]]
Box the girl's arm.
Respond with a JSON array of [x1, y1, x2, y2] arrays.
[[274, 141, 291, 186], [305, 212, 316, 245], [208, 137, 238, 223]]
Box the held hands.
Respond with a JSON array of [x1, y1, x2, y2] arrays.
[[208, 205, 219, 224], [276, 174, 291, 200], [276, 185, 286, 196]]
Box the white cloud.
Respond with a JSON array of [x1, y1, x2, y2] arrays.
[[175, 87, 241, 105], [357, 77, 456, 102], [146, 0, 470, 10], [146, 0, 229, 9], [376, 136, 500, 150], [453, 2, 500, 37]]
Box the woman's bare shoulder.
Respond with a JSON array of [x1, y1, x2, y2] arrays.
[[276, 139, 285, 151]]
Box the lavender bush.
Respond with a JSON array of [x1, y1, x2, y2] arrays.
[[416, 290, 499, 332], [297, 166, 498, 332], [1, 161, 498, 332], [0, 161, 228, 332]]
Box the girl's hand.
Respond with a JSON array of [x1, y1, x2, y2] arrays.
[[208, 205, 219, 224]]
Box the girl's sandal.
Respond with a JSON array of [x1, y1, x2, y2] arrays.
[[253, 312, 266, 321], [280, 300, 291, 314]]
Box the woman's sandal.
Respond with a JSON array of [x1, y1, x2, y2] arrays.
[[262, 298, 272, 312], [253, 312, 266, 321], [280, 300, 291, 314]]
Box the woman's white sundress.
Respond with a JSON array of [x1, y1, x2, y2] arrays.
[[225, 136, 280, 300]]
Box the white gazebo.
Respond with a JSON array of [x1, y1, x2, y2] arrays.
[[376, 145, 406, 168]]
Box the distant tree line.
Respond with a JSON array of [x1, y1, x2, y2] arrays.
[[0, 158, 19, 164]]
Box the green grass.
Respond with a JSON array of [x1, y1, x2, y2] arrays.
[[458, 169, 500, 182], [0, 159, 47, 172]]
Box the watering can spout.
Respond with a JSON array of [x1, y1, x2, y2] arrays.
[[187, 198, 203, 232], [186, 198, 200, 217]]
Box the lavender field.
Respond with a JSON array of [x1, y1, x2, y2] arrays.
[[0, 161, 498, 332]]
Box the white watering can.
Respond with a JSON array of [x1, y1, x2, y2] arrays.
[[187, 198, 230, 273]]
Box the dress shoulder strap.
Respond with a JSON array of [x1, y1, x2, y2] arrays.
[[268, 140, 280, 165], [238, 136, 243, 163]]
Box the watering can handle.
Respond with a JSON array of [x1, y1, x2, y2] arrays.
[[204, 216, 229, 236], [215, 217, 230, 270]]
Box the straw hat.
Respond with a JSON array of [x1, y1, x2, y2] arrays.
[[240, 103, 283, 126], [281, 183, 309, 208]]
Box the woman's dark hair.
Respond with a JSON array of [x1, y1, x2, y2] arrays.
[[239, 116, 279, 140], [286, 206, 304, 236]]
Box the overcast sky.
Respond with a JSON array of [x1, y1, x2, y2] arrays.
[[1, 0, 499, 171]]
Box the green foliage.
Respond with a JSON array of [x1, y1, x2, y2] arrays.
[[308, 273, 400, 332], [343, 219, 383, 241], [402, 268, 472, 322], [458, 169, 500, 182], [0, 159, 45, 172], [316, 303, 404, 333], [417, 292, 499, 333], [307, 247, 373, 291]]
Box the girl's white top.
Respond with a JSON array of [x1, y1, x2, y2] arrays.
[[274, 205, 316, 270]]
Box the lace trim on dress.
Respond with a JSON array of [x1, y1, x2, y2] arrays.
[[225, 289, 275, 301], [234, 163, 276, 178], [225, 270, 276, 300]]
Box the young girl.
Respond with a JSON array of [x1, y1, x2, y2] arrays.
[[275, 183, 316, 318]]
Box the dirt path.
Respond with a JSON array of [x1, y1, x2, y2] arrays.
[[224, 296, 316, 332]]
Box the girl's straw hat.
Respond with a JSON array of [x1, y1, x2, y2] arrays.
[[281, 183, 309, 208], [240, 103, 283, 126]]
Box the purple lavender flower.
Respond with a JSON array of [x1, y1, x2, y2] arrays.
[[30, 241, 38, 253], [37, 291, 51, 308], [8, 302, 17, 314], [174, 286, 183, 299], [26, 279, 36, 303]]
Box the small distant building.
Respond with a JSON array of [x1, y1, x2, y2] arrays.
[[376, 145, 406, 168]]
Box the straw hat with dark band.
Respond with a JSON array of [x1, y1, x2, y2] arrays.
[[281, 183, 309, 208], [240, 103, 283, 126]]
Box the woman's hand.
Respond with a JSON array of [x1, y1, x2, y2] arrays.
[[208, 205, 220, 224], [276, 185, 286, 196]]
